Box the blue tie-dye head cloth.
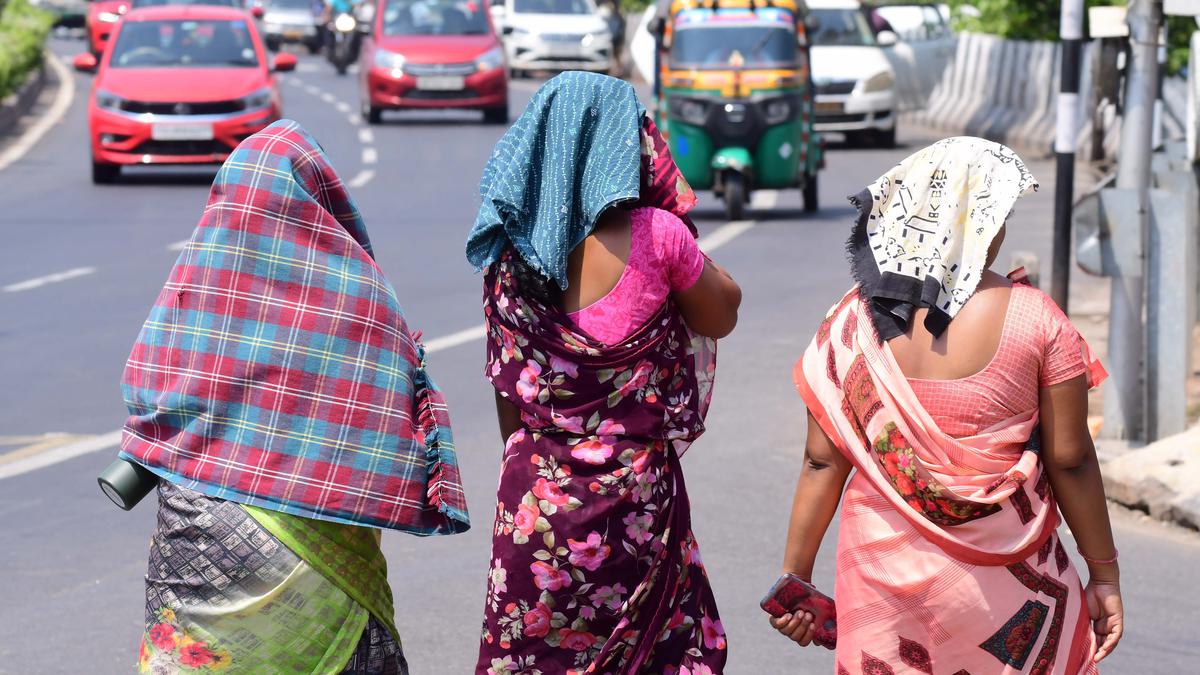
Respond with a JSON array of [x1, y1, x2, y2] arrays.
[[465, 72, 649, 288]]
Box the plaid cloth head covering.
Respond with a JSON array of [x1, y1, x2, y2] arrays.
[[119, 120, 469, 535], [466, 71, 697, 288]]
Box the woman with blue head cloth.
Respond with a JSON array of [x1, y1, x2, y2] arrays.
[[467, 72, 742, 674], [118, 120, 469, 673]]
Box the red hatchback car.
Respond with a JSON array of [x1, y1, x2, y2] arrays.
[[86, 0, 130, 55], [360, 0, 508, 125], [74, 6, 296, 183]]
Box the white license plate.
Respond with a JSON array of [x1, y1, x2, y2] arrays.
[[416, 76, 465, 91], [151, 123, 214, 141], [545, 44, 582, 57], [815, 101, 844, 114]]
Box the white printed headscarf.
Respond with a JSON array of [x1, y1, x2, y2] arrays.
[[847, 137, 1038, 340]]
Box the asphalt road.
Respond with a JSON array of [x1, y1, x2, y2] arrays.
[[1, 38, 1198, 674]]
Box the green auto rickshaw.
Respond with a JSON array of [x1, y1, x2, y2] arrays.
[[652, 0, 822, 220]]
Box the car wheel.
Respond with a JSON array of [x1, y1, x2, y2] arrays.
[[723, 173, 746, 222], [483, 105, 509, 125], [92, 161, 119, 184], [362, 100, 382, 125], [802, 172, 819, 213], [508, 67, 522, 80], [873, 126, 897, 148], [266, 38, 280, 52]]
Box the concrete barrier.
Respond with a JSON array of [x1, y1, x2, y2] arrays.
[[908, 31, 1186, 159]]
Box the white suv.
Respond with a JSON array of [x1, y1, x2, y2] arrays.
[[808, 0, 898, 146], [491, 0, 613, 75]]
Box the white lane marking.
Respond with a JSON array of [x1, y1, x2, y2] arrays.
[[0, 215, 759, 478], [3, 267, 96, 293], [421, 325, 489, 353], [750, 189, 779, 210], [0, 51, 76, 173], [346, 114, 361, 126], [166, 240, 189, 252], [304, 84, 321, 95], [0, 430, 123, 480], [348, 169, 375, 188], [320, 92, 337, 104], [336, 101, 353, 114], [358, 128, 374, 144], [697, 219, 756, 253], [361, 147, 377, 164]]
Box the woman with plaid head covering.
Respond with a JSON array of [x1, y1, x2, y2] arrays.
[[771, 138, 1123, 673], [119, 120, 469, 673], [467, 72, 742, 674]]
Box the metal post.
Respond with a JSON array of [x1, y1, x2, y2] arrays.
[[1051, 0, 1085, 308], [1102, 0, 1163, 441]]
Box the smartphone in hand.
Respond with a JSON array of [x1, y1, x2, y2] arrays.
[[760, 573, 837, 650]]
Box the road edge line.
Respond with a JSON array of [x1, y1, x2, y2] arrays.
[[0, 50, 76, 173]]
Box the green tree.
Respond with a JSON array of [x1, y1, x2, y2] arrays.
[[945, 0, 1191, 74]]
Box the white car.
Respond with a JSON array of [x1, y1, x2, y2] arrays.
[[490, 0, 613, 75], [808, 0, 897, 146]]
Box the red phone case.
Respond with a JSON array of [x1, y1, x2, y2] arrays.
[[760, 573, 838, 650]]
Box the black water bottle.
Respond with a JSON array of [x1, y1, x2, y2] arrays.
[[97, 457, 159, 510]]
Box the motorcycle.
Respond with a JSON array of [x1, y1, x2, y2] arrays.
[[327, 11, 359, 75]]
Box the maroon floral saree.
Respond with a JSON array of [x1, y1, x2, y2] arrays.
[[476, 252, 727, 675]]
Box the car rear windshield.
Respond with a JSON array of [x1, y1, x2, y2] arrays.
[[382, 0, 490, 35], [810, 8, 875, 46], [110, 20, 260, 68], [670, 24, 797, 69], [131, 0, 242, 8], [513, 0, 590, 15]]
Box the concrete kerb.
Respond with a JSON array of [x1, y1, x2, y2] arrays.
[[0, 61, 47, 137], [1100, 425, 1200, 532]]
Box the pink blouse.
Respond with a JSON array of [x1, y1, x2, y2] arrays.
[[568, 207, 705, 345], [906, 285, 1090, 438]]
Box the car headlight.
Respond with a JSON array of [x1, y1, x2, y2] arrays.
[[241, 87, 272, 111], [373, 48, 405, 70], [763, 98, 792, 125], [333, 13, 357, 32], [95, 89, 123, 111], [580, 31, 610, 47], [475, 46, 505, 72], [860, 70, 894, 93], [670, 97, 707, 126], [98, 11, 121, 22]]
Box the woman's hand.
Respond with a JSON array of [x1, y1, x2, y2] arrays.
[[769, 611, 816, 647], [1085, 580, 1124, 663]]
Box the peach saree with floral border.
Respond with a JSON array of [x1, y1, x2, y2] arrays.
[[795, 288, 1107, 675]]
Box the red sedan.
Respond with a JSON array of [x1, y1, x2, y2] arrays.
[[86, 0, 129, 55], [73, 6, 296, 183], [359, 0, 508, 125]]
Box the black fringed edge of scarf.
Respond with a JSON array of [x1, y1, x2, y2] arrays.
[[846, 188, 954, 342]]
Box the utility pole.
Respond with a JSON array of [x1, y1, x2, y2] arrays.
[[1051, 0, 1085, 310], [1103, 0, 1164, 441]]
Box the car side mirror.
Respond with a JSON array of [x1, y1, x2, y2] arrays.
[[272, 52, 297, 72], [73, 52, 98, 73], [251, 5, 264, 18], [876, 30, 898, 47]]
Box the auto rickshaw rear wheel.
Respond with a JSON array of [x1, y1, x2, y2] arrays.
[[803, 172, 819, 213], [724, 173, 746, 221]]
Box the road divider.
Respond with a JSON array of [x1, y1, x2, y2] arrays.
[[0, 51, 75, 174], [3, 266, 95, 293]]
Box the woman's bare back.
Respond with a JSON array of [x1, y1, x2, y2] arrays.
[[887, 270, 1014, 381]]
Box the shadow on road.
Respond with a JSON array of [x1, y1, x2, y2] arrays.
[[109, 170, 220, 187]]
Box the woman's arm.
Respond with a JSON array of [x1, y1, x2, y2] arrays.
[[494, 391, 523, 443], [673, 257, 742, 339], [1039, 375, 1123, 663], [771, 412, 853, 646]]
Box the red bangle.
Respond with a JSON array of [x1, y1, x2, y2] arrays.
[[1077, 546, 1119, 565]]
